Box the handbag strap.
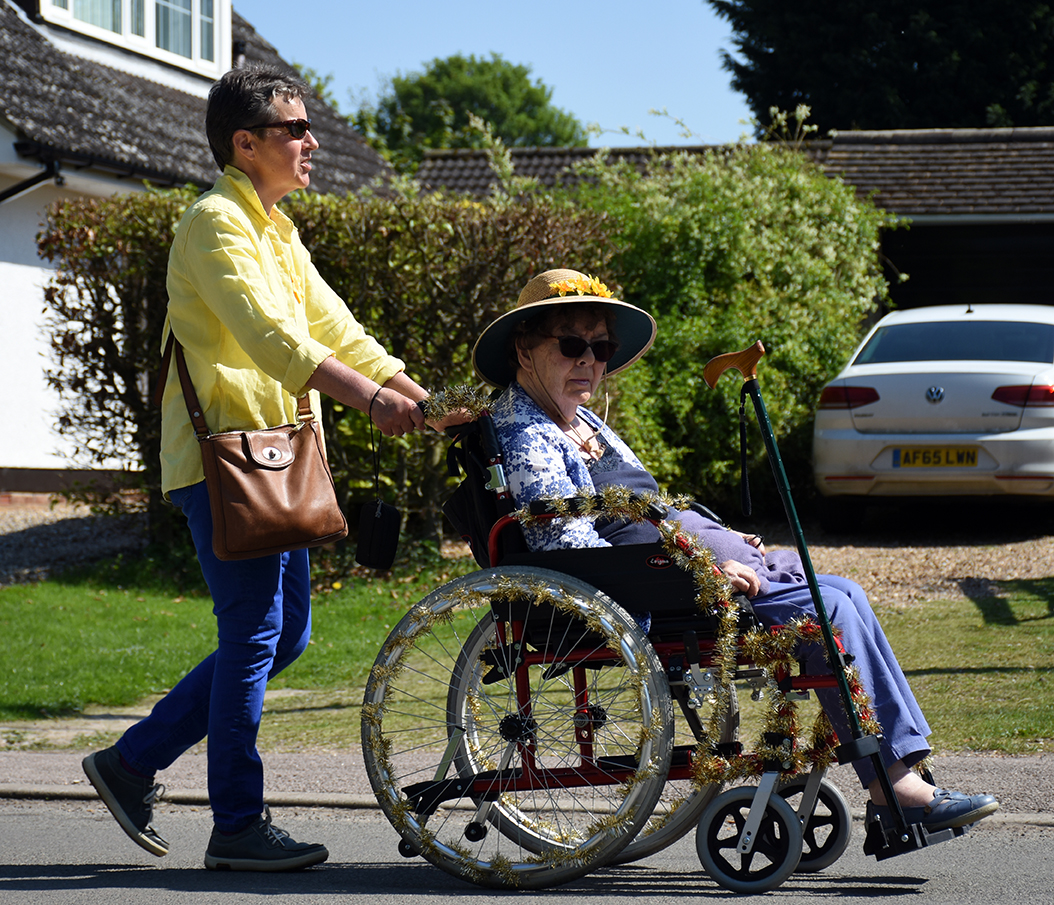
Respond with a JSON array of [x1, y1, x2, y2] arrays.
[[155, 330, 314, 440]]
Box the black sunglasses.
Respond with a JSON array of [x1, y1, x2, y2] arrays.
[[245, 118, 312, 139], [551, 335, 620, 363]]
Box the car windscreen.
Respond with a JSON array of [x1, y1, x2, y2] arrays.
[[853, 320, 1054, 365]]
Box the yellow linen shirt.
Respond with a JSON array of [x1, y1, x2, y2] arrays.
[[159, 166, 404, 494]]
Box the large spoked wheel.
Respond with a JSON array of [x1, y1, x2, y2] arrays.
[[362, 567, 674, 890], [696, 785, 803, 894], [611, 681, 739, 864], [778, 777, 852, 872]]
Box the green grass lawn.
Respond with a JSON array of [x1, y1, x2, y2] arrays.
[[870, 577, 1054, 754], [2, 555, 1051, 755]]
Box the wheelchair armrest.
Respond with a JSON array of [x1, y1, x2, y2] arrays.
[[687, 501, 726, 527]]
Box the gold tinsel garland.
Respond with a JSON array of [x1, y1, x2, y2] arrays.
[[512, 485, 882, 788], [366, 413, 886, 877], [418, 385, 494, 422], [363, 567, 667, 880]]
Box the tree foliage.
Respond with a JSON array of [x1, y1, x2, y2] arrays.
[[563, 117, 898, 512], [352, 53, 588, 172], [708, 0, 1054, 134], [286, 176, 614, 541], [37, 116, 896, 549]]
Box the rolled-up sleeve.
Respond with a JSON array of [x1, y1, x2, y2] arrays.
[[301, 258, 405, 390]]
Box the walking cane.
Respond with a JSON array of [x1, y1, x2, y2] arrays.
[[703, 341, 913, 842]]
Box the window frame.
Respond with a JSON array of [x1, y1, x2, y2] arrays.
[[40, 0, 228, 79]]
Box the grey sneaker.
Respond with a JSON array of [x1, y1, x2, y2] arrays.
[[204, 808, 329, 872], [82, 746, 168, 856]]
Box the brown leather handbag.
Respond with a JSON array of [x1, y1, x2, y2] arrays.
[[162, 334, 348, 561]]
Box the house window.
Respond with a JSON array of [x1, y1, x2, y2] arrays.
[[200, 0, 214, 62], [43, 0, 225, 77], [131, 0, 145, 37], [156, 0, 192, 58], [73, 0, 122, 32]]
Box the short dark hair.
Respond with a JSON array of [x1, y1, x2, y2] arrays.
[[205, 65, 310, 171], [509, 304, 615, 373]]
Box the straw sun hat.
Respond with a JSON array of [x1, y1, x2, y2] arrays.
[[471, 269, 657, 388]]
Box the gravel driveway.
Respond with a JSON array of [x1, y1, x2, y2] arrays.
[[0, 499, 146, 586]]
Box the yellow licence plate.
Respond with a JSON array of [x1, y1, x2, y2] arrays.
[[893, 447, 978, 468]]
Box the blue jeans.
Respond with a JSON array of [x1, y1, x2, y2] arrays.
[[117, 480, 312, 832], [753, 576, 932, 788]]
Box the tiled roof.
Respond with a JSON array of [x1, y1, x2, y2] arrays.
[[416, 146, 705, 197], [0, 3, 390, 192], [417, 129, 1054, 219], [813, 129, 1054, 218]]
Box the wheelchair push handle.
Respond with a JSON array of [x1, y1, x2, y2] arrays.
[[703, 341, 766, 388]]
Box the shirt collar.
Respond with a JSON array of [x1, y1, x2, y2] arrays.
[[220, 165, 296, 240]]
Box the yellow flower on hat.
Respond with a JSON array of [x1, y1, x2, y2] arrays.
[[548, 274, 614, 299]]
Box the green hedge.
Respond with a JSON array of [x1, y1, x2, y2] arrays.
[[563, 140, 897, 514]]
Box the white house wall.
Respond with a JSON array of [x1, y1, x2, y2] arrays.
[[1, 156, 144, 474]]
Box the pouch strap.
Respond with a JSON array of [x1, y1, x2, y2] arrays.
[[739, 383, 752, 517], [367, 387, 384, 497]]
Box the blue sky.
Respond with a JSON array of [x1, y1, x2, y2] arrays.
[[235, 0, 754, 147]]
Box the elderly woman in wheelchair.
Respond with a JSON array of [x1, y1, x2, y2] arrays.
[[361, 269, 997, 893]]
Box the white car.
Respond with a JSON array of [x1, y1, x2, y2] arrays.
[[812, 304, 1054, 521]]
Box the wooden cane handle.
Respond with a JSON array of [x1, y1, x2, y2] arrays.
[[703, 341, 766, 388]]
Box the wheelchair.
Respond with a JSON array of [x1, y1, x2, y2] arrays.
[[360, 344, 969, 893]]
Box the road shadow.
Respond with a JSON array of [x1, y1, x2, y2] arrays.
[[0, 860, 931, 899]]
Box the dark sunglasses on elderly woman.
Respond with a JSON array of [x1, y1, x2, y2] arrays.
[[552, 335, 620, 362], [246, 118, 312, 139]]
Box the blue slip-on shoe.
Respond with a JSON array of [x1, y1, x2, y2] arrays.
[[874, 788, 999, 833], [82, 746, 169, 856]]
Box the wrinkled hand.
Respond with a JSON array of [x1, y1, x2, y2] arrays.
[[425, 408, 473, 433], [720, 560, 761, 598], [370, 387, 426, 437]]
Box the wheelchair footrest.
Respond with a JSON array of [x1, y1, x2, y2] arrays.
[[862, 802, 969, 861]]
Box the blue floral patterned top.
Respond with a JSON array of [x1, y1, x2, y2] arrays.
[[490, 382, 807, 599], [491, 382, 655, 551]]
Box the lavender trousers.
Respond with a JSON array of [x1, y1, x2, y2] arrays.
[[753, 575, 931, 788]]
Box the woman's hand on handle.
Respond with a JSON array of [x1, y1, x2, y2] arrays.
[[369, 386, 425, 437]]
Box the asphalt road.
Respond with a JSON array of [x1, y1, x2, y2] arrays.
[[1, 799, 1052, 905]]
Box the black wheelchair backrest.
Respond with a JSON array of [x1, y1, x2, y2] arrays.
[[442, 415, 526, 567]]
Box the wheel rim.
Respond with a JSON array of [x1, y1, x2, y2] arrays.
[[362, 567, 673, 889], [612, 681, 739, 863]]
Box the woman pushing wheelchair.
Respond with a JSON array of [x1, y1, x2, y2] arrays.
[[470, 267, 998, 832]]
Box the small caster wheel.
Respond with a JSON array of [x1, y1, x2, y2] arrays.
[[778, 777, 852, 872], [464, 822, 488, 842], [398, 838, 419, 858], [696, 785, 803, 894]]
